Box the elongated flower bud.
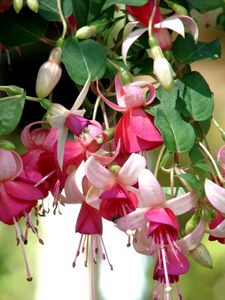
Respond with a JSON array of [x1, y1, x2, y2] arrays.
[[185, 212, 200, 234], [190, 243, 213, 269], [75, 25, 96, 39], [35, 47, 62, 99], [27, 0, 38, 13], [148, 37, 174, 91], [13, 0, 23, 13]]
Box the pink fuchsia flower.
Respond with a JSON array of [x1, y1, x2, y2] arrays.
[[217, 145, 225, 177], [85, 153, 146, 221], [64, 168, 113, 269], [123, 2, 198, 63], [97, 74, 163, 153], [205, 179, 225, 240], [0, 149, 44, 281], [47, 77, 90, 169], [116, 168, 198, 298]]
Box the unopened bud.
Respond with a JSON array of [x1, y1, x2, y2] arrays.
[[165, 0, 188, 15], [13, 0, 23, 13], [190, 243, 213, 269], [185, 212, 200, 234], [75, 25, 96, 39], [0, 140, 16, 151], [27, 0, 38, 13], [119, 68, 133, 85], [40, 99, 52, 110], [36, 47, 62, 99], [109, 162, 121, 174]]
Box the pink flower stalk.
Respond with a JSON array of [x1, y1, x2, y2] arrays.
[[64, 169, 113, 269], [85, 153, 146, 221], [205, 179, 225, 240], [0, 149, 44, 281], [123, 2, 198, 63], [97, 74, 163, 153], [117, 168, 198, 298]]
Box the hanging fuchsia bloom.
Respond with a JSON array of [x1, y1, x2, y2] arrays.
[[117, 169, 198, 299], [85, 153, 146, 221], [0, 149, 44, 281], [123, 1, 198, 63], [97, 74, 162, 153], [64, 168, 112, 269]]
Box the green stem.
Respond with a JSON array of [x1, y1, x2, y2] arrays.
[[25, 95, 41, 102], [199, 141, 225, 184], [107, 59, 121, 72], [57, 0, 67, 39], [212, 117, 225, 137], [154, 145, 166, 178], [148, 0, 158, 37]]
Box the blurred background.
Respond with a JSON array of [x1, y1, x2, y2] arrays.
[[1, 8, 225, 300]]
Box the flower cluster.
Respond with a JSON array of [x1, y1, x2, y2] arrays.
[[0, 0, 225, 299]]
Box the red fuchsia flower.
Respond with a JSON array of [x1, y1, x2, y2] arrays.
[[64, 167, 113, 269], [85, 153, 146, 221], [97, 74, 163, 153], [116, 168, 198, 299], [0, 149, 44, 281], [205, 179, 225, 241], [123, 1, 198, 62]]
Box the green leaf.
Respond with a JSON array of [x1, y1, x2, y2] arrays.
[[187, 0, 224, 13], [103, 0, 148, 10], [193, 119, 211, 141], [189, 144, 205, 164], [178, 173, 204, 197], [155, 106, 195, 153], [173, 34, 221, 64], [181, 72, 214, 121], [62, 37, 107, 85], [72, 0, 106, 27], [156, 80, 185, 109], [0, 10, 47, 47], [39, 0, 73, 21], [0, 93, 25, 135]]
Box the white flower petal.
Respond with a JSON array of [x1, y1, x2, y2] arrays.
[[118, 153, 146, 187], [86, 185, 103, 209], [154, 17, 185, 37], [205, 179, 225, 214], [138, 169, 166, 208], [116, 208, 149, 231], [166, 192, 198, 216], [208, 219, 225, 238], [71, 76, 91, 111]]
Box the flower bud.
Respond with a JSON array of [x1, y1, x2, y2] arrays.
[[119, 68, 133, 85], [13, 0, 23, 13], [109, 162, 121, 174], [0, 140, 16, 151], [185, 212, 200, 234], [36, 47, 62, 99], [27, 0, 38, 13], [190, 243, 213, 269], [75, 25, 96, 39]]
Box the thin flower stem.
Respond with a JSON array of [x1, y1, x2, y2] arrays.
[[107, 59, 121, 72], [154, 145, 166, 178], [170, 167, 175, 198], [174, 166, 193, 192], [57, 0, 67, 39], [212, 117, 225, 137], [0, 95, 20, 102], [199, 141, 225, 184], [92, 96, 101, 121], [100, 101, 109, 129], [25, 95, 41, 102], [148, 0, 158, 37]]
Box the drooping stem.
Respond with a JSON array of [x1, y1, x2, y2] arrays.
[[100, 101, 109, 129], [199, 141, 225, 184], [92, 96, 101, 121], [57, 0, 67, 39], [154, 145, 166, 178], [148, 0, 158, 37], [212, 117, 225, 138]]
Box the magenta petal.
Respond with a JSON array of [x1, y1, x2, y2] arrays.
[[75, 202, 102, 235], [4, 180, 44, 201], [65, 114, 89, 135], [130, 108, 163, 143]]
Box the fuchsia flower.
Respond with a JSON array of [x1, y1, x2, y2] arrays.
[[64, 168, 112, 269], [123, 1, 198, 63], [97, 74, 163, 153], [0, 149, 44, 281], [85, 153, 146, 221], [117, 168, 198, 299]]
